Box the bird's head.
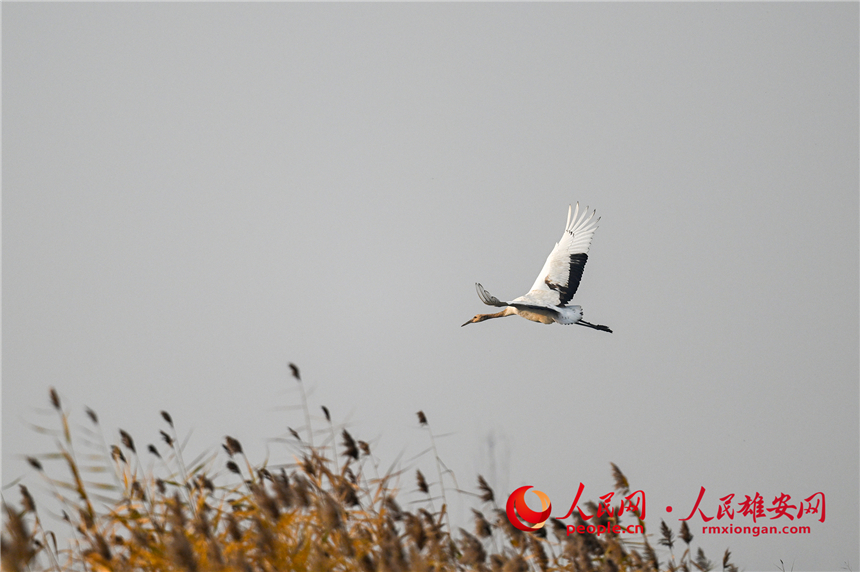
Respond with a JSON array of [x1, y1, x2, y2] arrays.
[[462, 308, 513, 326], [461, 314, 488, 327]]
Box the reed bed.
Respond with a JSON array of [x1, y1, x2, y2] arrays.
[[3, 376, 736, 572]]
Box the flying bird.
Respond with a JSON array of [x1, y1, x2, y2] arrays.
[[462, 203, 612, 332]]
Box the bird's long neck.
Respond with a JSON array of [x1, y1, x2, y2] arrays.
[[475, 308, 517, 322]]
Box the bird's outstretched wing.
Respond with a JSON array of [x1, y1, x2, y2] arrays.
[[523, 203, 599, 307], [475, 283, 508, 307]]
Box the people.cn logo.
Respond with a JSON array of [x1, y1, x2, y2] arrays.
[[506, 485, 553, 531]]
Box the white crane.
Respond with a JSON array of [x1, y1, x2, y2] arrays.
[[462, 203, 612, 332]]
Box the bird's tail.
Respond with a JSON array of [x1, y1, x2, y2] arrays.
[[577, 319, 612, 333]]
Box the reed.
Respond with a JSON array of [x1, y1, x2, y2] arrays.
[[3, 385, 737, 572]]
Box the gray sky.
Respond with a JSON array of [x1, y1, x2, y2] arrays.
[[3, 3, 858, 570]]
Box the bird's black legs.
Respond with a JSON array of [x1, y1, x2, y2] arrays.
[[577, 319, 613, 333]]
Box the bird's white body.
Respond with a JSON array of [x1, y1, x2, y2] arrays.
[[505, 304, 582, 325], [463, 203, 611, 332]]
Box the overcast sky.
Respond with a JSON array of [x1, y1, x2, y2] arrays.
[[3, 3, 858, 570]]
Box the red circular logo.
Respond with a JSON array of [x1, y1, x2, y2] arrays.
[[506, 485, 552, 531]]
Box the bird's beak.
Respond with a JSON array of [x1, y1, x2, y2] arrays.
[[461, 318, 473, 327]]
